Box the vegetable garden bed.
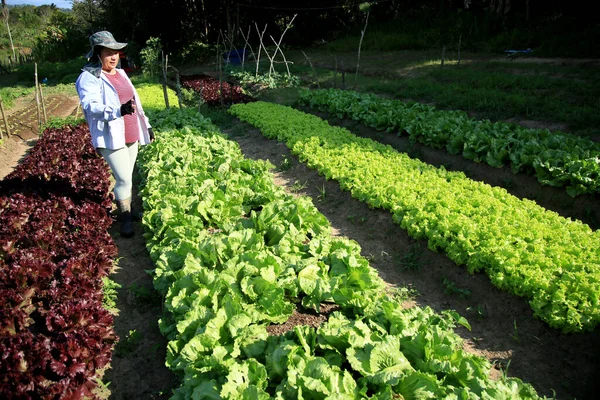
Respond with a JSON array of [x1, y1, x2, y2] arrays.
[[229, 101, 600, 333], [136, 107, 544, 399], [180, 74, 255, 106], [0, 124, 117, 399]]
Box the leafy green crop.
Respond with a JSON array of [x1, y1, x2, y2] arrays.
[[136, 104, 545, 398], [298, 89, 600, 197], [230, 101, 600, 333]]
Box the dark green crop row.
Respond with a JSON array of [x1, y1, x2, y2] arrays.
[[298, 88, 600, 197]]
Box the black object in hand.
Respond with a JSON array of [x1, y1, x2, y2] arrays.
[[120, 98, 135, 116], [148, 127, 155, 141]]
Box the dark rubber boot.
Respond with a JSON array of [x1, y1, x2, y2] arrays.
[[116, 198, 135, 238], [119, 210, 134, 238], [131, 208, 143, 222]]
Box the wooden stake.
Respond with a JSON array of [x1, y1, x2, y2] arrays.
[[441, 45, 446, 67], [34, 63, 42, 131], [161, 51, 170, 109], [0, 95, 9, 139], [458, 34, 462, 65], [39, 83, 47, 125], [355, 10, 369, 90], [198, 86, 204, 112], [334, 56, 338, 89], [301, 51, 320, 89], [216, 32, 222, 74], [217, 32, 224, 106], [340, 60, 346, 89], [171, 66, 183, 109]]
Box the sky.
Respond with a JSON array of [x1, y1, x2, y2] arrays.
[[6, 1, 72, 9]]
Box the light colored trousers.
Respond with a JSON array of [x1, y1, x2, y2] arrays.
[[98, 142, 139, 201]]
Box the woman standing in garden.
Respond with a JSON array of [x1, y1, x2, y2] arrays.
[[75, 31, 154, 238]]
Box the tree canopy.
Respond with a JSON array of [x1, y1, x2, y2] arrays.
[[2, 0, 598, 63]]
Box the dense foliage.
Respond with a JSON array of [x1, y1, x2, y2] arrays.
[[230, 101, 600, 333], [0, 124, 117, 398], [3, 0, 599, 66], [96, 0, 600, 58], [0, 4, 88, 63], [137, 105, 543, 399]]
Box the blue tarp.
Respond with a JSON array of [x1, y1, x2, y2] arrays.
[[504, 49, 533, 54], [223, 49, 248, 64]]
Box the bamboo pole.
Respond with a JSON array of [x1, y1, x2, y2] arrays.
[[254, 23, 267, 77], [34, 63, 42, 131], [269, 13, 297, 77], [239, 25, 256, 71], [0, 95, 9, 139], [254, 23, 276, 77]]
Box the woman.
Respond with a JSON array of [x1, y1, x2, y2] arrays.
[[75, 31, 154, 238]]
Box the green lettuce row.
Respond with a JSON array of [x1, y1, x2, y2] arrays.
[[135, 82, 180, 111], [297, 88, 600, 197], [229, 101, 600, 333], [137, 109, 543, 399]]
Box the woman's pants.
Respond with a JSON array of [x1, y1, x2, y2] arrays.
[[98, 141, 139, 201]]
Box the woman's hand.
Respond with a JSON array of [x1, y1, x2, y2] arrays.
[[120, 98, 135, 116]]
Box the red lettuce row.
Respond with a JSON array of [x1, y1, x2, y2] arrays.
[[0, 124, 113, 209], [180, 74, 255, 106], [0, 124, 117, 399]]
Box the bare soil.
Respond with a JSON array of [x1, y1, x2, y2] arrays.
[[1, 93, 81, 180]]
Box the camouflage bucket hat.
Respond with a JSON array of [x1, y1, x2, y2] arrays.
[[85, 31, 127, 59]]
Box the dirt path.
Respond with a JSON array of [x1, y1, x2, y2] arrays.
[[222, 117, 600, 400], [1, 93, 81, 180], [102, 186, 175, 400]]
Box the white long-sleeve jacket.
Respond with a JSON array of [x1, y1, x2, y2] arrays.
[[75, 65, 152, 149]]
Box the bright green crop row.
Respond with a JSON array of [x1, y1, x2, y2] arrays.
[[297, 88, 600, 197], [136, 107, 544, 399], [229, 101, 600, 333]]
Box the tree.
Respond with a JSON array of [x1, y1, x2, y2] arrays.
[[32, 6, 88, 62], [1, 0, 16, 61], [70, 0, 105, 35]]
